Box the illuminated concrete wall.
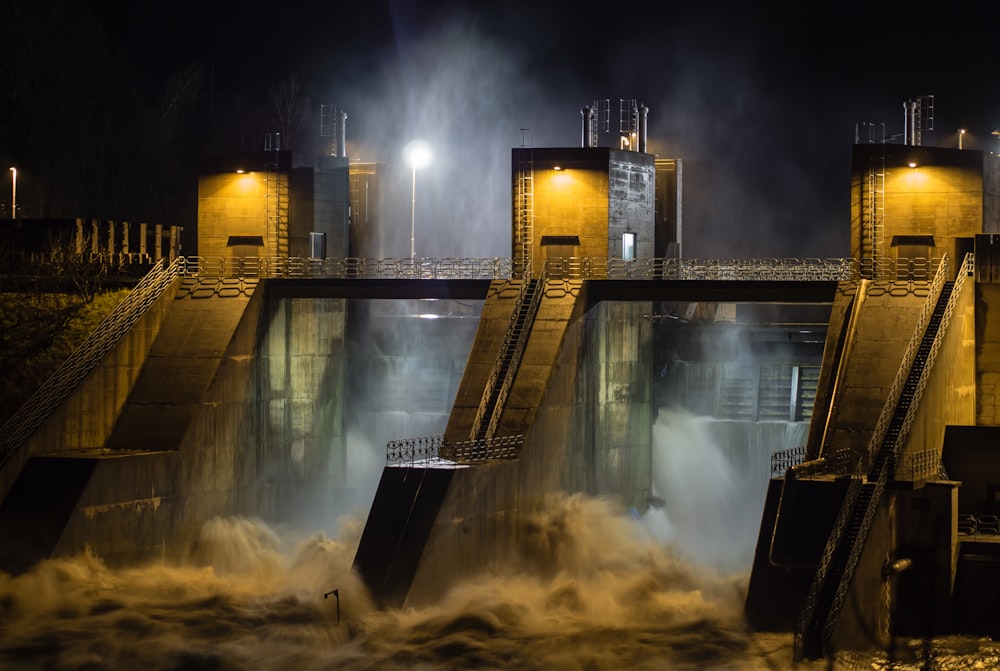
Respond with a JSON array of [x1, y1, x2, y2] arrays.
[[512, 148, 655, 276], [197, 152, 350, 260], [253, 294, 348, 521], [197, 170, 269, 259], [851, 145, 983, 275], [975, 235, 1000, 424], [408, 287, 656, 605], [983, 154, 1000, 234], [903, 269, 976, 459], [814, 282, 929, 466], [977, 284, 1000, 425], [0, 281, 177, 505]]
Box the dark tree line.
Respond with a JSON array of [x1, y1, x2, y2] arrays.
[[0, 0, 313, 232]]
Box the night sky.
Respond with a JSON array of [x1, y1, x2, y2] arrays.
[[4, 0, 999, 257]]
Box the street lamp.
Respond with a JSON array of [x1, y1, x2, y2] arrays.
[[403, 140, 432, 261], [959, 128, 966, 150], [8, 167, 15, 219]]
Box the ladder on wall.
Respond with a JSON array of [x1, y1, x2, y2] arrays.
[[858, 122, 886, 271], [265, 132, 289, 259], [619, 98, 638, 150], [515, 130, 534, 279]]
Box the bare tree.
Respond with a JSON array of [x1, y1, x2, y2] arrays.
[[268, 75, 308, 150]]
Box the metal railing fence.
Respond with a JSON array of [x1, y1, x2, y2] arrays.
[[0, 258, 182, 468], [386, 433, 524, 465], [169, 255, 952, 282]]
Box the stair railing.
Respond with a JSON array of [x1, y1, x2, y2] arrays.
[[818, 253, 970, 649], [484, 270, 546, 440], [795, 254, 952, 660], [469, 267, 546, 440], [0, 257, 182, 469]]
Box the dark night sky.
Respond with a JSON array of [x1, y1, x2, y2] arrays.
[[14, 1, 1000, 257]]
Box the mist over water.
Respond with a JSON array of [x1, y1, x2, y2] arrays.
[[2, 419, 997, 669], [0, 499, 799, 671], [646, 407, 763, 574]]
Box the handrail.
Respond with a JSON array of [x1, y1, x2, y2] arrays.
[[795, 253, 971, 659], [820, 253, 970, 647], [859, 254, 949, 476], [386, 433, 524, 465], [468, 278, 535, 440], [162, 255, 953, 282], [484, 272, 546, 440], [0, 258, 182, 469], [795, 254, 948, 658]]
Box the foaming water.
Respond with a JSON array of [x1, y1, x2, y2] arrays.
[[0, 500, 996, 669], [646, 406, 766, 573]]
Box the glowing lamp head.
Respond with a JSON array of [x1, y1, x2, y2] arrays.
[[403, 140, 432, 170], [908, 161, 917, 168]]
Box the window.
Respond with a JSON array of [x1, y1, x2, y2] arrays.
[[623, 232, 636, 261]]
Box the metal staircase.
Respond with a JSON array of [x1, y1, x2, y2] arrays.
[[470, 277, 544, 442], [795, 266, 960, 660]]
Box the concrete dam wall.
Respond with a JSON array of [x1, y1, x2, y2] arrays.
[[0, 275, 822, 595]]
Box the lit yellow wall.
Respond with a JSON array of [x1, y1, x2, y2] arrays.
[[851, 146, 983, 269], [977, 283, 1000, 424], [531, 166, 608, 274], [883, 163, 982, 250], [197, 172, 267, 259]]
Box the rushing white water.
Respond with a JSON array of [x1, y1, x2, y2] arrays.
[[1, 410, 997, 669], [1, 502, 997, 669]]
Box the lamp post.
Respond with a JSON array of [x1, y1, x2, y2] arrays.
[[403, 140, 432, 261], [8, 167, 15, 219], [959, 128, 966, 150]]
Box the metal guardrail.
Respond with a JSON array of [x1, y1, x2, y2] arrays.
[[959, 513, 1000, 537], [386, 433, 524, 465], [895, 448, 944, 482], [795, 253, 974, 659], [770, 445, 807, 476], [0, 257, 182, 468], [169, 255, 953, 282], [469, 278, 536, 440], [177, 256, 514, 280], [795, 255, 950, 658], [483, 272, 546, 441]]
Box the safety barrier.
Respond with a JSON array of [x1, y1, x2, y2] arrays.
[[958, 514, 1000, 538], [168, 256, 955, 282], [770, 445, 807, 476], [0, 257, 182, 469], [385, 433, 524, 465]]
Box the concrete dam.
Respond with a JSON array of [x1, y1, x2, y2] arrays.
[[0, 257, 833, 595], [5, 250, 994, 662]]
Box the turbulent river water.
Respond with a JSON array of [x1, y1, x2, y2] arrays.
[[2, 409, 998, 669], [2, 499, 998, 671]]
